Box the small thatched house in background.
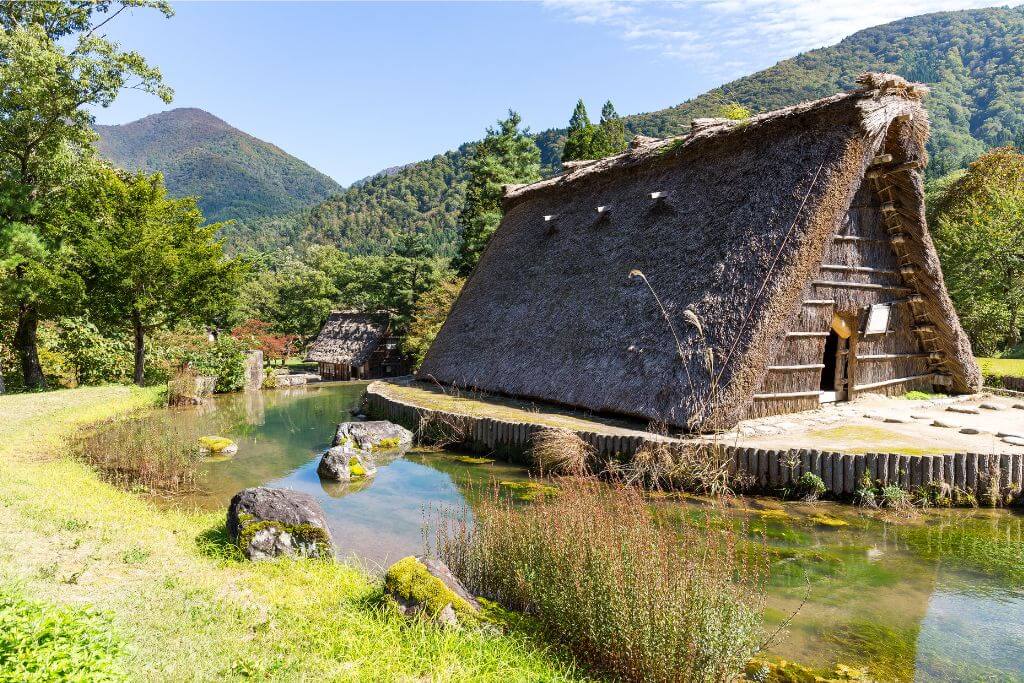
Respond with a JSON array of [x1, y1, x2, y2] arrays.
[[420, 73, 981, 432], [306, 311, 406, 380]]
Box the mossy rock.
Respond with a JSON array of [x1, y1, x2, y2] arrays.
[[383, 556, 480, 626], [226, 487, 334, 561], [372, 437, 402, 452], [499, 480, 559, 502], [317, 446, 377, 481], [198, 436, 238, 455]]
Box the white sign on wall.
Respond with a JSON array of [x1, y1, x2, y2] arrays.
[[864, 303, 892, 335]]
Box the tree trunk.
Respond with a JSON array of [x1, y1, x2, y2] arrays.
[[132, 310, 146, 386], [14, 303, 46, 389], [0, 365, 5, 394]]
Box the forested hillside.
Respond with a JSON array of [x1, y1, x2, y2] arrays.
[[135, 6, 1024, 256], [95, 108, 343, 225]]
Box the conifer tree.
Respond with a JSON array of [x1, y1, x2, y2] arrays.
[[453, 111, 540, 275], [592, 100, 627, 158], [561, 99, 596, 163]]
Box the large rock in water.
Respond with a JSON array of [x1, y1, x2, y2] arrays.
[[333, 420, 413, 452], [317, 444, 377, 481], [226, 487, 333, 561], [383, 555, 481, 627]]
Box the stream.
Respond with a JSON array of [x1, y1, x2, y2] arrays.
[[158, 382, 1023, 682]]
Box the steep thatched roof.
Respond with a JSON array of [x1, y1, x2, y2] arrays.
[[305, 311, 386, 365], [419, 73, 981, 431]]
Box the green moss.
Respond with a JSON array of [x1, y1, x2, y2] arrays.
[[744, 657, 870, 681], [198, 436, 234, 453], [808, 513, 849, 528], [373, 437, 402, 451], [903, 390, 946, 400], [348, 456, 368, 477], [235, 519, 332, 558], [498, 480, 559, 502], [446, 455, 495, 465], [383, 556, 477, 623]]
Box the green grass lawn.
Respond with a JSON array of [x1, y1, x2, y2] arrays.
[[976, 357, 1024, 378], [0, 386, 586, 681]]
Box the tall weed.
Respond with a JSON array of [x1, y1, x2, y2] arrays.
[[432, 478, 766, 682], [73, 413, 201, 494]]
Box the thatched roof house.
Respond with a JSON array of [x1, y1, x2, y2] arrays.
[[306, 311, 405, 380], [420, 73, 981, 431]]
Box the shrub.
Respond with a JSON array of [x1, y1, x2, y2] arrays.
[[796, 472, 827, 501], [431, 478, 766, 682], [0, 584, 122, 681], [73, 413, 202, 494]]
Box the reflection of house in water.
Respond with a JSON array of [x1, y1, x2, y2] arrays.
[[420, 73, 981, 431], [306, 311, 407, 380]]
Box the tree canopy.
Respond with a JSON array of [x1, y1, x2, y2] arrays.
[[453, 111, 540, 275], [931, 146, 1024, 355]]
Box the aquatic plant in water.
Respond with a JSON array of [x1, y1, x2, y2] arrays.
[[73, 412, 202, 494]]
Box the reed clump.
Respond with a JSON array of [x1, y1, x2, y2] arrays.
[[432, 477, 766, 682], [73, 413, 201, 494], [530, 428, 593, 476]]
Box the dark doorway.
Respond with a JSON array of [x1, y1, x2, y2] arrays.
[[820, 329, 839, 391]]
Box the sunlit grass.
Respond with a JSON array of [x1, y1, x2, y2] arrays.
[[977, 356, 1024, 378], [0, 387, 588, 681]]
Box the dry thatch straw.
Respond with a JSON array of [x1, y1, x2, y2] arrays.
[[304, 311, 388, 366], [611, 440, 734, 496], [531, 427, 594, 476], [419, 72, 980, 432]]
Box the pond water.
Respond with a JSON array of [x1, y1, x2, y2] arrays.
[[162, 383, 1023, 681]]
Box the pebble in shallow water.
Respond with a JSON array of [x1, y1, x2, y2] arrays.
[[979, 402, 1005, 411], [1002, 436, 1024, 446], [960, 427, 985, 435], [931, 420, 958, 428]]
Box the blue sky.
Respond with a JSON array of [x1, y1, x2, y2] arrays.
[[94, 0, 998, 185]]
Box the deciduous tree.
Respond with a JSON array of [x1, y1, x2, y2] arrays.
[[931, 147, 1024, 354], [83, 168, 245, 385], [0, 0, 173, 387]]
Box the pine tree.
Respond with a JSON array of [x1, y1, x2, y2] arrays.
[[592, 100, 627, 158], [453, 111, 541, 275], [561, 99, 596, 162]]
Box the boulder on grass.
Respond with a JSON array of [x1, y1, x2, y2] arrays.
[[383, 555, 480, 627], [226, 487, 333, 561], [317, 445, 377, 481], [333, 420, 413, 453]]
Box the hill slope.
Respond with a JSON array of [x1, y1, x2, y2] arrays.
[[94, 108, 343, 224], [140, 5, 1024, 256]]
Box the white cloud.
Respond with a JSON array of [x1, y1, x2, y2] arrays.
[[544, 0, 1000, 79]]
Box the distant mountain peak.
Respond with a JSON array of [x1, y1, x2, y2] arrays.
[[94, 108, 343, 226]]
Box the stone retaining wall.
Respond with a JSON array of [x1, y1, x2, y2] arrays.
[[364, 386, 1023, 505]]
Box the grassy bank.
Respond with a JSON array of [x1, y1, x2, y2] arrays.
[[977, 356, 1024, 379], [0, 387, 584, 681]]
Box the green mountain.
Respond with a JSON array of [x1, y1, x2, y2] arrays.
[[270, 5, 1024, 258], [94, 108, 343, 225], [109, 6, 1024, 257]]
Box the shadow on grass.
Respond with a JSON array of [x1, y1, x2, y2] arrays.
[[195, 523, 243, 562]]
